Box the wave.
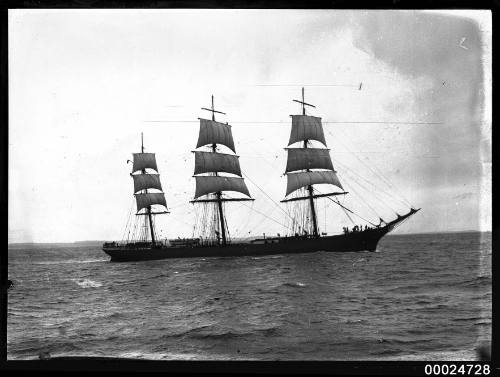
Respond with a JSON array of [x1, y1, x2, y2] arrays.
[[188, 331, 248, 340], [343, 319, 367, 324], [70, 279, 102, 288], [9, 340, 84, 358], [375, 349, 478, 361], [460, 276, 491, 288], [282, 282, 307, 288], [34, 259, 109, 265], [383, 338, 428, 346], [370, 348, 401, 356], [161, 324, 281, 341], [452, 316, 488, 323], [474, 321, 491, 327], [251, 255, 283, 260], [118, 351, 257, 360]]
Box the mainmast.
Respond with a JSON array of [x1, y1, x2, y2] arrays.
[[282, 87, 347, 237], [192, 95, 254, 245], [130, 133, 169, 243], [205, 95, 227, 245]]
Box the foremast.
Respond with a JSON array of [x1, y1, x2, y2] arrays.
[[191, 95, 254, 245], [131, 133, 169, 244], [282, 87, 347, 237]]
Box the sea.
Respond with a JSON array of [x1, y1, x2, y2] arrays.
[[7, 231, 491, 361]]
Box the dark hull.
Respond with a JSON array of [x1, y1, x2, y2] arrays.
[[103, 226, 393, 262], [103, 209, 419, 262]]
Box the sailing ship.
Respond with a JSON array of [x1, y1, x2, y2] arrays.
[[103, 90, 420, 262]]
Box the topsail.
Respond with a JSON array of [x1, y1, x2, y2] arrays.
[[288, 115, 327, 147], [194, 151, 242, 177], [132, 153, 158, 173], [196, 118, 236, 153], [132, 174, 163, 194], [285, 147, 334, 173]]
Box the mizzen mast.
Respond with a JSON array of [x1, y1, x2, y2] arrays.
[[131, 132, 168, 244]]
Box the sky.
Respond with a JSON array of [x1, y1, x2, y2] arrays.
[[8, 9, 491, 243]]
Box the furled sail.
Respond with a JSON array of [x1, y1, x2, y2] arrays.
[[288, 115, 327, 147], [194, 151, 242, 176], [196, 118, 236, 153], [135, 192, 167, 212], [132, 153, 158, 173], [285, 148, 334, 173], [285, 171, 343, 197], [194, 176, 251, 199], [132, 174, 163, 194]]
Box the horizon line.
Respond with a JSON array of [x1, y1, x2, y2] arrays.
[[7, 229, 491, 245]]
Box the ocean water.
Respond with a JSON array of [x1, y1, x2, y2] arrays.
[[7, 232, 491, 360]]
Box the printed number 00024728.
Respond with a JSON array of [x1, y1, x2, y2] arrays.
[[424, 364, 490, 375]]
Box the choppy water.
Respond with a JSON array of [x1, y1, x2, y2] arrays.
[[7, 232, 491, 360]]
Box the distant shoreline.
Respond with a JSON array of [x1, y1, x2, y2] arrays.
[[8, 230, 491, 247]]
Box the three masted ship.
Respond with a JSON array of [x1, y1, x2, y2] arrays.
[[103, 90, 419, 262]]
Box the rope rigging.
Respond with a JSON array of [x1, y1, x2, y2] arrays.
[[238, 199, 290, 231], [334, 158, 402, 214], [331, 126, 414, 209], [325, 194, 378, 227], [242, 171, 295, 223]]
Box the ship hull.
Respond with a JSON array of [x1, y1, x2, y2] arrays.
[[103, 226, 392, 262]]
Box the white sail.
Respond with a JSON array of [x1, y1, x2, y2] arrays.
[[194, 151, 242, 176], [135, 192, 167, 212], [285, 148, 334, 173], [196, 118, 236, 153], [132, 153, 158, 173], [285, 171, 343, 197], [132, 174, 163, 194], [194, 176, 251, 199], [288, 115, 327, 147]]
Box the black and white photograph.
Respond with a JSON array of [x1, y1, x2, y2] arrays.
[[7, 8, 491, 364]]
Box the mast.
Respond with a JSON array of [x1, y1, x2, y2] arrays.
[[193, 95, 254, 245], [283, 87, 346, 237], [131, 133, 168, 244], [141, 133, 156, 244], [298, 88, 319, 237], [204, 95, 227, 245], [214, 146, 227, 245]]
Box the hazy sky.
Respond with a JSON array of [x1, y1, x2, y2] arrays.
[[8, 9, 491, 243]]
